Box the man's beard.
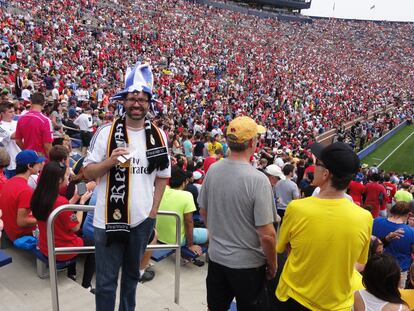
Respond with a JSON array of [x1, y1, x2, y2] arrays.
[[125, 106, 147, 120]]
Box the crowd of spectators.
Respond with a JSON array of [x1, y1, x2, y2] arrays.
[[0, 0, 414, 309], [0, 0, 413, 157]]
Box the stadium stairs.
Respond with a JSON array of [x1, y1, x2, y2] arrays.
[[0, 246, 212, 310]]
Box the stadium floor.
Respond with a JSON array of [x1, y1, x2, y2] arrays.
[[0, 247, 208, 310], [362, 125, 414, 173]]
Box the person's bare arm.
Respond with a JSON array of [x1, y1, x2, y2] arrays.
[[69, 191, 92, 232], [16, 208, 37, 227], [148, 176, 168, 219], [83, 147, 128, 180], [257, 223, 277, 279], [43, 142, 52, 157], [15, 138, 23, 149], [184, 212, 202, 255], [353, 291, 365, 311]]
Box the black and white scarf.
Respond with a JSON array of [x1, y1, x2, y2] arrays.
[[105, 115, 169, 245]]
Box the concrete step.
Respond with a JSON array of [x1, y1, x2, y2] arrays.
[[0, 248, 207, 311]]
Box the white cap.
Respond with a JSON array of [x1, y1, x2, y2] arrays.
[[193, 171, 203, 181], [264, 165, 285, 180], [274, 158, 285, 168]]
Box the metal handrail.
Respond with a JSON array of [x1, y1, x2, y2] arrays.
[[47, 204, 182, 311]]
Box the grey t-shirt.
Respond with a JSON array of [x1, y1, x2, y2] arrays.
[[198, 159, 275, 269], [274, 179, 300, 210]]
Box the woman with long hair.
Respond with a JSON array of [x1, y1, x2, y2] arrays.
[[31, 161, 95, 291], [353, 253, 409, 311]]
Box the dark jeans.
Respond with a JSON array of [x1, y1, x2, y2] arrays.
[[94, 217, 155, 311], [206, 260, 267, 311]]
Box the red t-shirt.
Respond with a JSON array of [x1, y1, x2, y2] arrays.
[[304, 164, 315, 175], [0, 176, 36, 241], [38, 196, 83, 261], [383, 182, 397, 204], [204, 156, 217, 174], [15, 110, 53, 157], [348, 181, 365, 206], [365, 182, 387, 218], [0, 171, 7, 193]]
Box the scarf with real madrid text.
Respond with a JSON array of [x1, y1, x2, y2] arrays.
[[105, 114, 169, 245]]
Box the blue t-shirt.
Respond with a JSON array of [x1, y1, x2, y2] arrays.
[[82, 189, 97, 241], [183, 140, 193, 157], [373, 217, 414, 271]]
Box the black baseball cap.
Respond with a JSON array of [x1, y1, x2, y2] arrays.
[[310, 142, 360, 177]]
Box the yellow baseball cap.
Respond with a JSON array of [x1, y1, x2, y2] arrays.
[[226, 116, 266, 143]]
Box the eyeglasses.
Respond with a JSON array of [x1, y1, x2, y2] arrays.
[[315, 160, 326, 168], [125, 98, 149, 105]]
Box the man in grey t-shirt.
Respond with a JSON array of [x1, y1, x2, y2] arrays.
[[274, 163, 300, 220], [199, 116, 277, 311]]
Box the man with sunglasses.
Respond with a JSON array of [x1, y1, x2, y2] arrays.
[[276, 142, 372, 311]]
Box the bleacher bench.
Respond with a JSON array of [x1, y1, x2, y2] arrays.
[[151, 245, 208, 262], [32, 248, 77, 279], [0, 250, 12, 267], [4, 234, 76, 279]]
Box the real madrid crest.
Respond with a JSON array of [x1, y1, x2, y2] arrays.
[[113, 209, 122, 220], [150, 134, 155, 146]]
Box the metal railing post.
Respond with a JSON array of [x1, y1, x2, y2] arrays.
[[47, 205, 182, 311], [174, 212, 181, 304], [46, 205, 59, 311]]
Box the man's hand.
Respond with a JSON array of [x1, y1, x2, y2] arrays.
[[385, 228, 404, 242], [266, 261, 277, 280], [109, 147, 129, 166], [148, 208, 158, 219], [188, 245, 203, 256]]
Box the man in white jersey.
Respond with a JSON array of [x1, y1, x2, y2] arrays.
[[84, 62, 170, 311]]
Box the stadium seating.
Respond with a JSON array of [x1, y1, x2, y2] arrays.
[[32, 248, 77, 279], [0, 250, 12, 267]]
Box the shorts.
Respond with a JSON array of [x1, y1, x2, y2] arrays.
[[80, 131, 93, 147], [206, 260, 266, 311]]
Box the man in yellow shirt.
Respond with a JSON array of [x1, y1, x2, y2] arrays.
[[276, 142, 373, 311], [207, 134, 223, 156]]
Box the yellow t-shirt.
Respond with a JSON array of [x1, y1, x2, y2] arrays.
[[276, 196, 373, 311], [400, 289, 414, 309], [207, 142, 222, 156], [156, 187, 196, 245], [350, 270, 364, 292]]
